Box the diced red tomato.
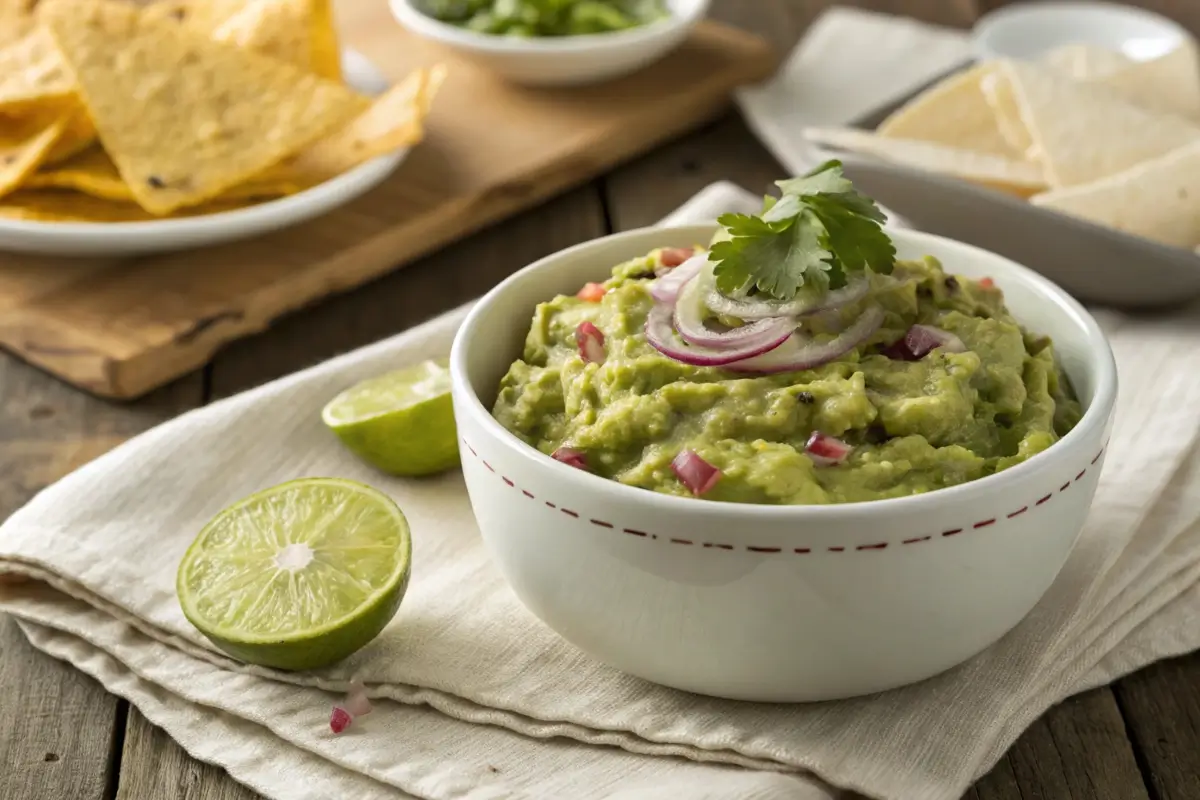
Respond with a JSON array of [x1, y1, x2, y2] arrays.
[[659, 247, 694, 268], [979, 277, 995, 289], [576, 282, 606, 302]]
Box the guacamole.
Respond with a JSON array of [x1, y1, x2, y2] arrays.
[[415, 0, 668, 37], [491, 246, 1082, 505]]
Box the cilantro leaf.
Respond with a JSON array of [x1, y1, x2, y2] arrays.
[[711, 210, 832, 298], [775, 161, 853, 198], [807, 196, 896, 277], [706, 161, 895, 302]]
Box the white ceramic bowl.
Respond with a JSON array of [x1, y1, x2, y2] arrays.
[[389, 0, 709, 87], [450, 225, 1117, 702], [0, 50, 403, 258], [973, 1, 1188, 62]]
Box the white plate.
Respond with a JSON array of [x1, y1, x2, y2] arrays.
[[0, 49, 403, 258], [972, 1, 1189, 63]]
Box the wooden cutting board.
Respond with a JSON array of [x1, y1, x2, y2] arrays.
[[0, 7, 774, 400]]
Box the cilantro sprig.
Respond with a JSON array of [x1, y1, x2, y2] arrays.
[[708, 161, 896, 300]]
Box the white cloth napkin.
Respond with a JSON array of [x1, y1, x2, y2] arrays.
[[3, 8, 1200, 800]]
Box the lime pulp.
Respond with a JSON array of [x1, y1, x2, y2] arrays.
[[176, 477, 411, 671]]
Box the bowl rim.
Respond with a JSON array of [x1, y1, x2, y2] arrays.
[[973, 1, 1189, 61], [389, 0, 709, 54], [450, 223, 1118, 520]]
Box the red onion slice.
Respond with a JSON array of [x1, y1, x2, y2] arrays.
[[672, 271, 795, 351], [671, 449, 721, 495], [575, 321, 606, 364], [649, 253, 707, 303], [725, 306, 884, 374], [552, 447, 588, 470], [645, 303, 792, 367], [345, 680, 373, 718], [884, 324, 966, 361], [704, 273, 871, 320], [906, 324, 966, 358], [805, 432, 853, 466]]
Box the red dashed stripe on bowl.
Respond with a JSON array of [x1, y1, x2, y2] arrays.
[[463, 438, 1105, 554]]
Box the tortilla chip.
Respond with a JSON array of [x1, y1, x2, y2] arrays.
[[979, 68, 1034, 159], [0, 114, 69, 199], [803, 126, 1048, 198], [1091, 41, 1200, 121], [1031, 139, 1200, 249], [28, 144, 304, 202], [0, 27, 76, 113], [43, 103, 95, 163], [213, 0, 342, 81], [141, 0, 247, 33], [213, 0, 313, 72], [24, 144, 128, 198], [1039, 43, 1131, 79], [0, 188, 251, 221], [42, 0, 367, 215], [0, 0, 38, 49], [877, 64, 1020, 158], [278, 65, 442, 185], [310, 0, 341, 82], [996, 60, 1200, 188]]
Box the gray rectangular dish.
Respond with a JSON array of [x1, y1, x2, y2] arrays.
[[824, 68, 1200, 311]]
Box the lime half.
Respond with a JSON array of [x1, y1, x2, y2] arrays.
[[177, 478, 411, 671], [322, 359, 459, 477]]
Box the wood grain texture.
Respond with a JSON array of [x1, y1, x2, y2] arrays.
[[969, 689, 1149, 800], [0, 353, 202, 800], [208, 186, 607, 398], [1114, 655, 1200, 800], [0, 616, 122, 800], [0, 9, 773, 401]]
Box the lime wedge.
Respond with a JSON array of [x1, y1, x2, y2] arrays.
[[176, 478, 411, 671], [322, 359, 459, 477]]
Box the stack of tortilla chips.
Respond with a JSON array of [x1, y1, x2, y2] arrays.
[[802, 41, 1200, 253], [0, 0, 442, 222]]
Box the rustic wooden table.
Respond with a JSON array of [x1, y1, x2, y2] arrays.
[[2, 1, 1199, 798]]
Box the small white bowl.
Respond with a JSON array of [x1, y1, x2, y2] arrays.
[[973, 1, 1189, 62], [450, 225, 1117, 702], [389, 0, 709, 87], [0, 50, 404, 258]]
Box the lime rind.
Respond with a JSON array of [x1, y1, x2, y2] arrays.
[[322, 359, 460, 477], [176, 478, 411, 670]]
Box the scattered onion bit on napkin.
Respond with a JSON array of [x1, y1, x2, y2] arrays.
[[330, 679, 374, 734]]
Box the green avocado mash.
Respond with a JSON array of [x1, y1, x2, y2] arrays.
[[491, 246, 1082, 505], [414, 0, 668, 37]]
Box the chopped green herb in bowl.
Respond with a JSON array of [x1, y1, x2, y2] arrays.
[[413, 0, 670, 37]]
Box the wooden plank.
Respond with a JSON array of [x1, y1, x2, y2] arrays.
[[0, 616, 122, 800], [1114, 654, 1200, 800], [971, 689, 1149, 800], [208, 186, 608, 397], [0, 353, 202, 800], [0, 9, 774, 402], [116, 709, 260, 800]]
